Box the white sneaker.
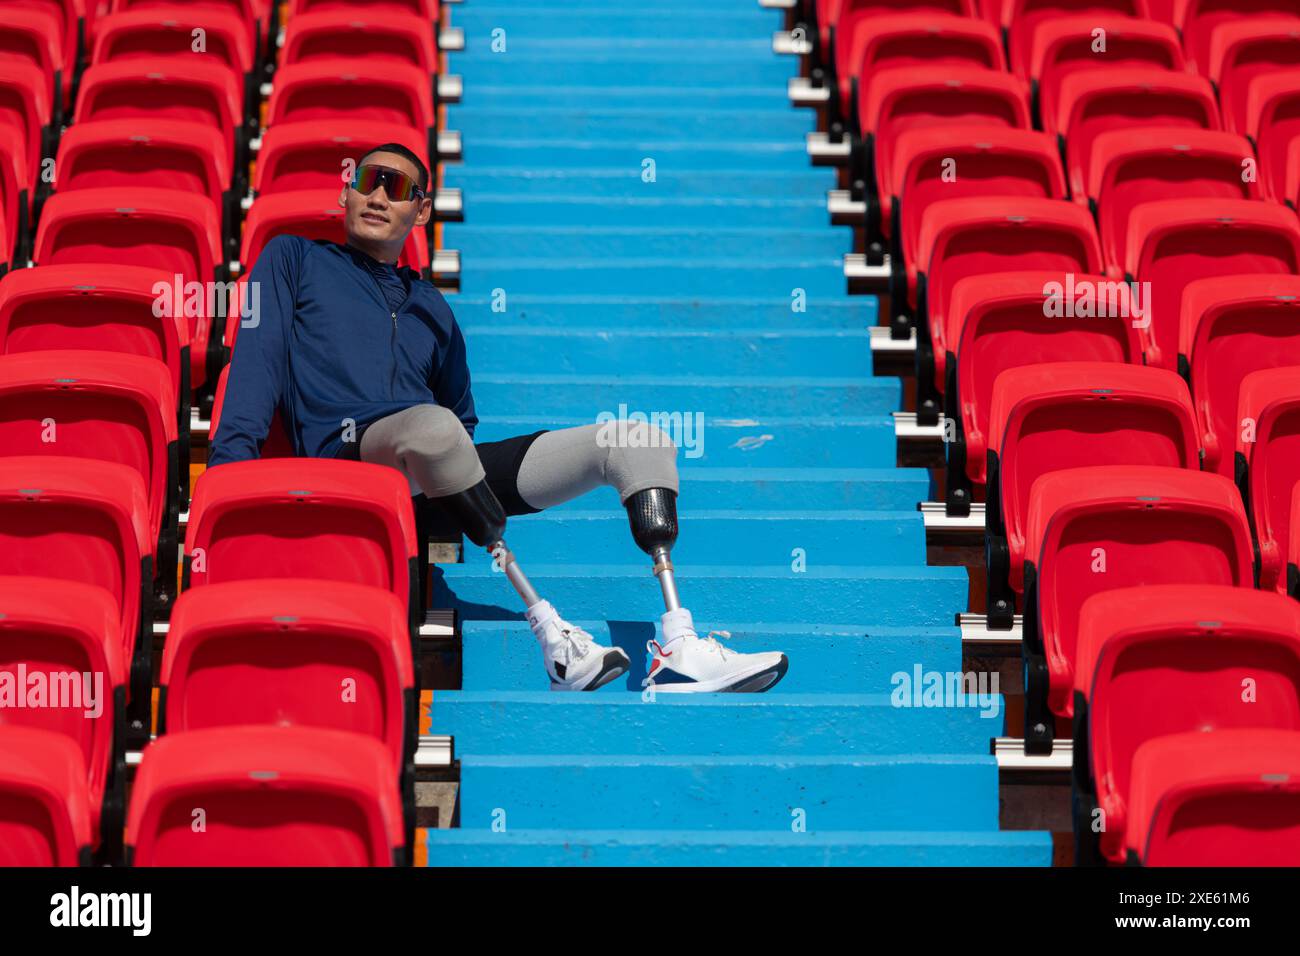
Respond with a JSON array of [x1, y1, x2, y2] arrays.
[[643, 608, 788, 693], [527, 599, 629, 691]]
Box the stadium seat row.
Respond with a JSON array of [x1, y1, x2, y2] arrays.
[[802, 0, 1300, 864], [0, 0, 446, 866]]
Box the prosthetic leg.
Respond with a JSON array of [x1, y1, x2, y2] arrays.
[[625, 487, 789, 692], [624, 487, 683, 614], [433, 477, 629, 691]]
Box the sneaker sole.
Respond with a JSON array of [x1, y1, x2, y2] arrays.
[[551, 648, 630, 692], [648, 654, 789, 694]]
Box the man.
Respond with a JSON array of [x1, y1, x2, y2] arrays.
[[210, 143, 788, 693]]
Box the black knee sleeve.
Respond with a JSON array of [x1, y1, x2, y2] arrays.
[[624, 487, 678, 556], [432, 478, 507, 548]]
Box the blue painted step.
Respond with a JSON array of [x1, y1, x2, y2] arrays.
[[456, 754, 1000, 831], [457, 191, 831, 228], [433, 564, 967, 627], [425, 829, 1053, 866], [454, 37, 778, 59], [449, 108, 812, 142], [447, 226, 850, 259], [459, 257, 846, 297], [531, 468, 927, 512], [444, 166, 836, 199], [461, 621, 961, 694], [470, 373, 900, 418], [457, 86, 793, 110], [430, 692, 999, 755], [426, 832, 1055, 868], [471, 416, 896, 468], [452, 9, 776, 32], [496, 509, 924, 567], [445, 294, 875, 329], [459, 143, 814, 175], [460, 328, 870, 377], [461, 0, 774, 9]]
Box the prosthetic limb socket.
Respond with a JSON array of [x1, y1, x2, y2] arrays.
[[433, 478, 540, 607], [624, 487, 682, 612]]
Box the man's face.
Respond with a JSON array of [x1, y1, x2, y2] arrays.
[[340, 150, 432, 257]]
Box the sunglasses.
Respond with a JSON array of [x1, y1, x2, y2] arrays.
[[350, 163, 426, 202]]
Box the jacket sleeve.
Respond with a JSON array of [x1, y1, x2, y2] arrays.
[[430, 311, 479, 440], [208, 235, 301, 467]]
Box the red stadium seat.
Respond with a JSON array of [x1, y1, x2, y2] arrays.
[[889, 126, 1065, 257], [0, 457, 154, 739], [0, 576, 127, 851], [208, 360, 294, 458], [161, 579, 414, 770], [817, 0, 978, 52], [913, 197, 1103, 399], [33, 185, 221, 283], [1029, 470, 1253, 723], [1238, 367, 1300, 592], [1285, 481, 1300, 596], [125, 725, 406, 866], [32, 186, 226, 385], [0, 62, 52, 198], [0, 263, 192, 446], [161, 578, 417, 845], [1025, 17, 1184, 122], [1174, 0, 1300, 77], [984, 362, 1199, 623], [53, 118, 230, 217], [286, 0, 439, 18], [266, 59, 433, 139], [1002, 1, 1151, 80], [1126, 728, 1300, 866], [252, 120, 429, 196], [1247, 68, 1300, 202], [0, 725, 94, 866], [0, 6, 64, 117], [183, 458, 420, 635], [1206, 18, 1300, 136], [74, 59, 244, 172], [1075, 586, 1300, 862], [943, 272, 1143, 513], [1282, 136, 1300, 206], [1126, 199, 1300, 370], [1046, 69, 1221, 201], [6, 0, 86, 74], [280, 9, 437, 74], [858, 66, 1031, 214], [1086, 129, 1262, 275], [834, 14, 1003, 116], [1179, 276, 1300, 478], [240, 190, 430, 276], [1022, 468, 1253, 750], [91, 7, 255, 75], [108, 0, 264, 50], [0, 124, 29, 266], [0, 351, 180, 576]]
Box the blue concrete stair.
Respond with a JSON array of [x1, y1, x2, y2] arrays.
[[429, 0, 1051, 866]]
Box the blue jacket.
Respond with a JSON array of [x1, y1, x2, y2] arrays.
[[209, 235, 477, 466]]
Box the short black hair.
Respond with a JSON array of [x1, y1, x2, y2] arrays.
[[358, 142, 429, 191]]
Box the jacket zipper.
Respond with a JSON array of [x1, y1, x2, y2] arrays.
[[390, 311, 398, 401], [353, 249, 407, 403]]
